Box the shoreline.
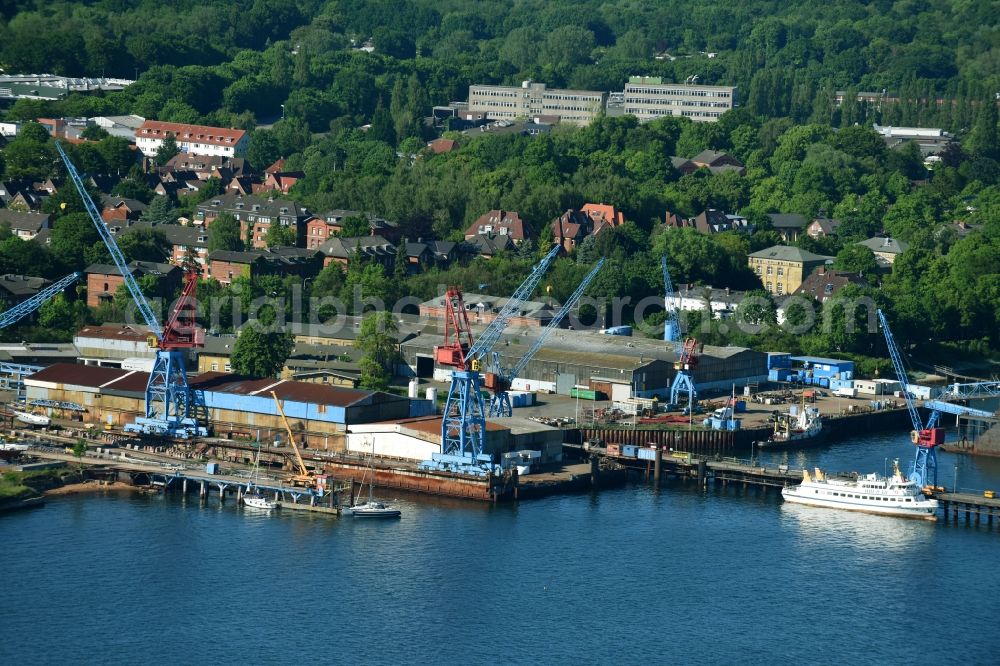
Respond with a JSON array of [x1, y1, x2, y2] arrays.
[[43, 480, 142, 497]]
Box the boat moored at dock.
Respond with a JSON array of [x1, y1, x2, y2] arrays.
[[758, 404, 823, 449], [781, 461, 938, 519]]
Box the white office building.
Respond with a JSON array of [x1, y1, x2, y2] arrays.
[[468, 80, 606, 125], [623, 76, 736, 122]]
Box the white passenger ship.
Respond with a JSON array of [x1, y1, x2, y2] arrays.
[[781, 460, 938, 520]]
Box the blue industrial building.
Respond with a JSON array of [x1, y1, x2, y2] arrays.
[[767, 354, 854, 388]]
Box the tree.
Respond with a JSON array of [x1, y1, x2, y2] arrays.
[[357, 311, 398, 390], [230, 324, 294, 378], [208, 213, 244, 252], [111, 178, 154, 204], [339, 215, 370, 238], [119, 228, 170, 262], [264, 222, 296, 247], [140, 196, 176, 225], [72, 439, 87, 471], [734, 288, 778, 333], [834, 245, 879, 276], [155, 134, 179, 166], [80, 125, 110, 141]]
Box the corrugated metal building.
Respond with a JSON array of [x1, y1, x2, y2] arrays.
[[399, 328, 768, 399], [24, 364, 428, 449]]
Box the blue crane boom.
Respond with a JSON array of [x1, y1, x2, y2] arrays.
[[0, 272, 80, 329], [423, 244, 560, 475], [877, 309, 944, 487], [467, 244, 561, 364], [488, 259, 605, 417], [55, 143, 162, 340], [661, 255, 681, 349], [56, 142, 204, 438]]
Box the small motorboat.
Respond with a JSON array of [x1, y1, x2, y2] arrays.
[[13, 410, 50, 427], [243, 489, 278, 510]]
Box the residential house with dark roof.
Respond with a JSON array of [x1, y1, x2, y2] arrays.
[[858, 236, 909, 268], [101, 196, 148, 223], [671, 150, 745, 176], [0, 209, 49, 240], [464, 232, 514, 259], [258, 170, 304, 194], [85, 260, 182, 308], [304, 210, 400, 248], [806, 216, 842, 239], [747, 245, 833, 295], [767, 213, 808, 242], [666, 209, 752, 234], [195, 193, 310, 249], [794, 267, 869, 302], [318, 235, 396, 269], [0, 274, 54, 308], [159, 224, 211, 271], [206, 248, 320, 284], [465, 210, 531, 244]]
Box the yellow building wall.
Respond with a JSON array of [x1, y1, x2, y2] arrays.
[[198, 354, 232, 373]]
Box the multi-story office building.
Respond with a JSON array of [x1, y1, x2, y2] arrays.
[[622, 77, 736, 122], [467, 81, 606, 125]]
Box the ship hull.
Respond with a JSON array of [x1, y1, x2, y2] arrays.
[[782, 487, 938, 520]]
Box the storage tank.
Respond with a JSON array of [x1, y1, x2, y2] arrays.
[[425, 387, 438, 403], [408, 378, 419, 399]]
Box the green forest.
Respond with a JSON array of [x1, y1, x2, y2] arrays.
[[0, 0, 998, 363]]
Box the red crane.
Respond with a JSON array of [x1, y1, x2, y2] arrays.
[[434, 287, 476, 370]]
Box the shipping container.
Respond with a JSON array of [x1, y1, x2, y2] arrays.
[[607, 444, 621, 456], [637, 447, 657, 461], [621, 445, 638, 458], [206, 462, 219, 475], [571, 388, 604, 400]]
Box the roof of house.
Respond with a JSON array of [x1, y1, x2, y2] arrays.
[[858, 236, 909, 254], [207, 249, 264, 264], [0, 274, 51, 298], [465, 232, 514, 255], [0, 209, 49, 232], [767, 213, 808, 229], [137, 120, 246, 147], [74, 324, 154, 342], [84, 260, 178, 277], [101, 196, 148, 213], [748, 245, 834, 263], [318, 235, 395, 259], [464, 210, 530, 240], [691, 149, 739, 166], [809, 217, 842, 235], [582, 203, 625, 228], [197, 192, 307, 219], [159, 224, 210, 247], [794, 269, 868, 300]]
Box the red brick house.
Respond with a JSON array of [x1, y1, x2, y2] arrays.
[[551, 203, 625, 254], [85, 260, 181, 308]]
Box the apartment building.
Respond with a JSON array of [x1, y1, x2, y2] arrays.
[[622, 77, 736, 123], [467, 81, 606, 125], [135, 120, 249, 158]]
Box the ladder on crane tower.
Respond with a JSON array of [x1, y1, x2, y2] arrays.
[[662, 256, 699, 413]]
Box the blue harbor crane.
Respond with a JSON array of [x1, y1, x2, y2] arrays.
[[56, 142, 206, 438], [486, 259, 605, 417], [662, 256, 699, 413], [421, 244, 561, 475], [877, 309, 944, 488], [879, 310, 996, 488]]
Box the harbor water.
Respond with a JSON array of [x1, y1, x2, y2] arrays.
[[3, 431, 1000, 665]]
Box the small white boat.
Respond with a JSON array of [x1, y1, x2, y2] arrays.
[[243, 490, 278, 510], [243, 441, 278, 510], [781, 460, 938, 520], [347, 445, 401, 519], [13, 410, 50, 427]]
